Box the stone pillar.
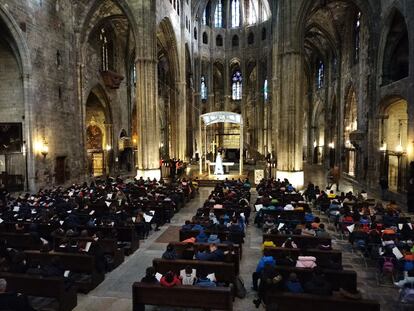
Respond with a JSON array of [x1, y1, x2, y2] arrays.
[[134, 0, 160, 180], [176, 81, 187, 160], [272, 0, 304, 188]]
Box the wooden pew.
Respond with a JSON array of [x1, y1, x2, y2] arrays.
[[263, 247, 342, 269], [53, 236, 125, 270], [0, 232, 43, 250], [272, 266, 357, 292], [168, 242, 241, 274], [152, 258, 236, 284], [266, 292, 380, 311], [24, 250, 105, 293], [179, 229, 245, 244], [0, 272, 77, 311], [132, 283, 233, 311], [263, 234, 331, 249]]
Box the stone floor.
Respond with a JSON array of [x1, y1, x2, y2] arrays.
[[70, 165, 408, 311]]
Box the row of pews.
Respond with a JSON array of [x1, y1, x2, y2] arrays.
[[0, 179, 194, 311], [132, 181, 251, 310]]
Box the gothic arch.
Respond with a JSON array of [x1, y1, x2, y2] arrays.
[[378, 7, 409, 85], [79, 0, 138, 46], [297, 0, 375, 52]]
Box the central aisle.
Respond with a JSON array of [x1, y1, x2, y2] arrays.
[[73, 187, 264, 311]]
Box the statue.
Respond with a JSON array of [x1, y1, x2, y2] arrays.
[[214, 152, 224, 175]]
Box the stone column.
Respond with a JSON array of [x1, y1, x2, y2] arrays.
[[176, 81, 187, 160], [272, 0, 304, 188], [133, 0, 161, 180]]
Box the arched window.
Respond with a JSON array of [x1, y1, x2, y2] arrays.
[[201, 76, 208, 101], [264, 79, 268, 101], [232, 35, 239, 47], [131, 63, 137, 85], [202, 1, 211, 26], [232, 70, 242, 100], [247, 0, 259, 25], [202, 8, 208, 25], [214, 0, 223, 28], [100, 28, 111, 71], [216, 35, 223, 47], [203, 32, 208, 44], [354, 11, 361, 63], [194, 27, 198, 40], [317, 60, 324, 89], [231, 0, 240, 27], [248, 32, 254, 45]]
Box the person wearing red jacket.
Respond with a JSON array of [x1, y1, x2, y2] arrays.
[[160, 271, 181, 287]]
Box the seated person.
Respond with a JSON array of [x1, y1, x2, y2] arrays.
[[296, 255, 317, 269], [395, 269, 414, 288], [41, 256, 64, 277], [0, 278, 36, 311], [252, 255, 276, 291], [162, 244, 178, 260], [315, 223, 330, 238], [195, 271, 216, 287], [160, 271, 181, 287], [285, 272, 304, 293], [281, 237, 298, 249], [253, 263, 283, 308], [141, 267, 158, 284], [304, 268, 332, 296], [181, 220, 193, 231], [195, 243, 224, 261], [180, 266, 197, 285]]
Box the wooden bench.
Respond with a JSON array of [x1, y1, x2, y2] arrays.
[[132, 282, 233, 311], [24, 250, 105, 293], [0, 272, 77, 311], [179, 229, 245, 244], [169, 242, 241, 274], [272, 266, 357, 292], [266, 292, 380, 311], [263, 247, 342, 269], [0, 232, 43, 250], [53, 236, 125, 270], [152, 258, 236, 284], [263, 234, 331, 249]]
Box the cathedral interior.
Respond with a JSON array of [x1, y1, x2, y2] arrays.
[[0, 0, 414, 310]]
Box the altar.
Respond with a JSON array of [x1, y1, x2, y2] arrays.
[[207, 161, 235, 176], [198, 112, 244, 176]]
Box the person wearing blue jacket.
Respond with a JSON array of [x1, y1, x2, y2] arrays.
[[252, 255, 276, 290]]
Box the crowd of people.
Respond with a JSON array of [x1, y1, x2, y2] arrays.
[[0, 175, 197, 310]]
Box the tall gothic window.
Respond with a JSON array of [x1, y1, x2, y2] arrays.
[[100, 28, 109, 71], [201, 76, 208, 101], [231, 0, 240, 27], [202, 8, 208, 25], [247, 0, 258, 25], [214, 0, 223, 28], [317, 60, 324, 89], [232, 71, 242, 100], [354, 11, 361, 63], [264, 79, 268, 101]]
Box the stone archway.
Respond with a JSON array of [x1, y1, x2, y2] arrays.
[[85, 87, 113, 176], [379, 97, 408, 193], [0, 9, 30, 191], [157, 17, 181, 160]]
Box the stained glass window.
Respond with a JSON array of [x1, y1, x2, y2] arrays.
[[231, 0, 240, 27], [214, 0, 223, 28], [201, 76, 208, 101], [232, 71, 242, 100]]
